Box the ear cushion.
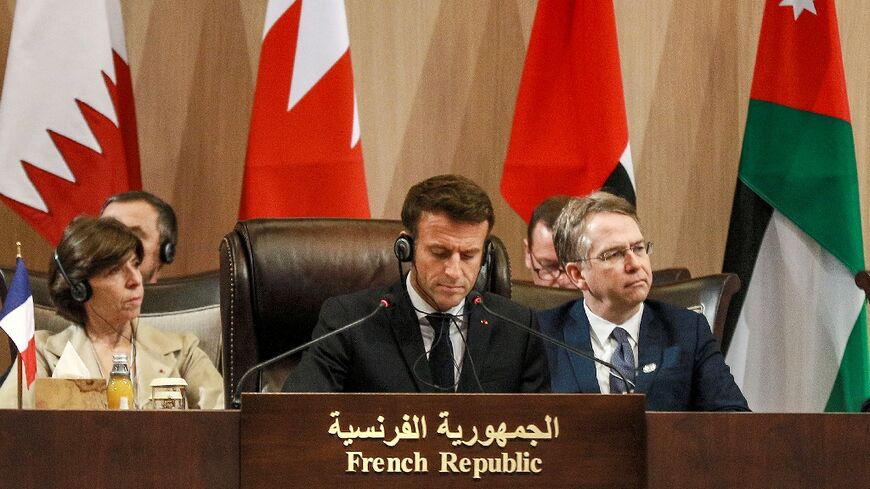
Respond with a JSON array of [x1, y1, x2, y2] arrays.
[[70, 280, 93, 303], [160, 240, 176, 264], [394, 235, 414, 263]]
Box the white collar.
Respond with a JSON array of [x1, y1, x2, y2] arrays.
[[585, 301, 644, 347], [405, 272, 466, 319]]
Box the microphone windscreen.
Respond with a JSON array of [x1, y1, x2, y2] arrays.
[[380, 294, 396, 308]]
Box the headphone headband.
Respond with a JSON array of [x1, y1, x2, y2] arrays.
[[53, 250, 92, 303]]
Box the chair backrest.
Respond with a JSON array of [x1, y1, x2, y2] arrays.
[[219, 218, 512, 404], [647, 273, 741, 349], [651, 267, 691, 286], [0, 267, 223, 369], [511, 273, 741, 353], [511, 267, 691, 310], [510, 280, 582, 311], [856, 271, 870, 303]]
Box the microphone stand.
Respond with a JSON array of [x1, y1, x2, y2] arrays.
[[471, 294, 636, 393], [231, 297, 392, 408]]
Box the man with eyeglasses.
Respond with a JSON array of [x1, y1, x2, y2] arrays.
[[523, 195, 577, 288], [537, 191, 748, 411]]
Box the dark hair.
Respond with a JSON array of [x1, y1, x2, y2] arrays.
[[527, 195, 570, 244], [553, 191, 639, 264], [101, 191, 177, 249], [49, 216, 144, 326], [400, 174, 495, 236]]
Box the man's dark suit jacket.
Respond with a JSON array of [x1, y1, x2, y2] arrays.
[[283, 280, 550, 393], [537, 299, 749, 411]]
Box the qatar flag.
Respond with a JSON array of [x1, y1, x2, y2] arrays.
[[240, 0, 370, 219], [0, 0, 141, 245]]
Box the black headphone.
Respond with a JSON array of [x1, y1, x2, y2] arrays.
[[393, 234, 415, 263], [393, 234, 493, 291], [53, 250, 92, 303], [160, 240, 176, 264]]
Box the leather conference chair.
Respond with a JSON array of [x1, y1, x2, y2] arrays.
[[856, 271, 870, 302], [511, 273, 741, 353], [510, 267, 692, 309], [651, 267, 691, 286], [860, 271, 870, 414], [219, 218, 512, 407], [0, 266, 223, 371]]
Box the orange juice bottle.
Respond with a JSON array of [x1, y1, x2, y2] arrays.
[[107, 353, 135, 410]]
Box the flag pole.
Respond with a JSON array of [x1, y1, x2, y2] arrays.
[[15, 242, 22, 409]]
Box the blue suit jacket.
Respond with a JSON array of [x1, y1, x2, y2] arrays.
[[537, 299, 749, 411]]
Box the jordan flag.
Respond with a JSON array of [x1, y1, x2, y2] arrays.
[[239, 0, 370, 219], [0, 0, 141, 245], [0, 258, 36, 388], [723, 0, 869, 412], [501, 0, 635, 222]]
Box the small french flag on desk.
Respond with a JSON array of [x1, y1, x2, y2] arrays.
[[0, 257, 36, 387]]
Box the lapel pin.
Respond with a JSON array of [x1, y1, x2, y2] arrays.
[[480, 319, 489, 325], [642, 363, 657, 374]]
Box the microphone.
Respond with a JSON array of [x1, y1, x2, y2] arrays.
[[468, 293, 636, 394], [230, 294, 395, 408]]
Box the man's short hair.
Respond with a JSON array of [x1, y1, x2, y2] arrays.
[[527, 195, 570, 244], [401, 174, 495, 236], [553, 191, 639, 264], [101, 191, 178, 250], [49, 216, 144, 326]]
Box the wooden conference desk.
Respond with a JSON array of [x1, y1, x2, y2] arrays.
[[0, 394, 867, 488]]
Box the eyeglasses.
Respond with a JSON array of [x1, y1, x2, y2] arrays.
[[528, 253, 564, 281], [580, 241, 653, 266]]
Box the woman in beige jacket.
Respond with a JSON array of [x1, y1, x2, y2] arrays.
[[1, 216, 223, 409]]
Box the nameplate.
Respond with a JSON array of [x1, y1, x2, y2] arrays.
[[240, 393, 646, 488], [34, 378, 107, 410]]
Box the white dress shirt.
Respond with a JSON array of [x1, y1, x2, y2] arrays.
[[406, 273, 468, 387], [585, 302, 644, 393]]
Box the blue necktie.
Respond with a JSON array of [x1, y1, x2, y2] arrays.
[[426, 313, 455, 390], [609, 327, 635, 393]]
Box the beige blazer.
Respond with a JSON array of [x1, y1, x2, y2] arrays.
[[1, 323, 224, 409]]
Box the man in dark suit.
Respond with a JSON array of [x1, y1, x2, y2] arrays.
[[537, 191, 748, 411], [284, 175, 549, 393]]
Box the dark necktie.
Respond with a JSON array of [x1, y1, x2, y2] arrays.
[[609, 327, 635, 393], [426, 313, 455, 390]]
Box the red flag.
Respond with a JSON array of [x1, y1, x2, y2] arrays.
[[0, 1, 141, 245], [501, 0, 635, 223], [240, 0, 370, 219]]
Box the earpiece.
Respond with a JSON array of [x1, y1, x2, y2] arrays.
[[160, 240, 176, 264], [394, 234, 414, 263], [53, 250, 92, 303]]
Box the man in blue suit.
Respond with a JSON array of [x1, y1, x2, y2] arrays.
[[537, 191, 748, 411]]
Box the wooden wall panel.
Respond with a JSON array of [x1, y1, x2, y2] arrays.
[[0, 0, 867, 289]]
